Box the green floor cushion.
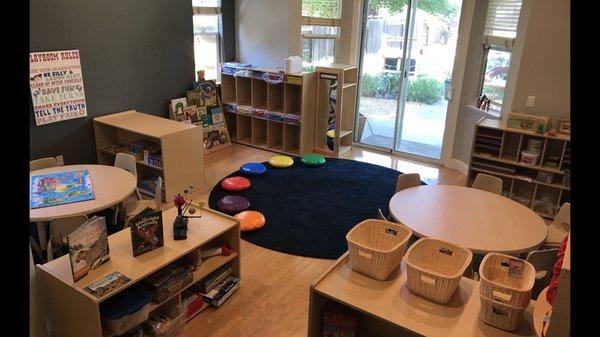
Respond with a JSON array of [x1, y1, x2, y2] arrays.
[[301, 153, 326, 167]]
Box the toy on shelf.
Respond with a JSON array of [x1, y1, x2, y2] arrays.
[[201, 244, 233, 258], [173, 186, 202, 240]]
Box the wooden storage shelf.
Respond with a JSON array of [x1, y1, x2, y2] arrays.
[[221, 74, 237, 104], [308, 252, 536, 337], [93, 110, 204, 202], [220, 64, 317, 156], [315, 64, 358, 157], [236, 76, 252, 106], [467, 117, 570, 219], [36, 206, 241, 337]]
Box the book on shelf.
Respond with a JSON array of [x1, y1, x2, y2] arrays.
[[84, 271, 131, 298], [138, 176, 165, 199], [198, 263, 232, 294], [129, 207, 164, 257], [201, 276, 240, 307], [67, 216, 110, 282]]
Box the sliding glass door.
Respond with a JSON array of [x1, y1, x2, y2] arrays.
[[355, 0, 463, 161]]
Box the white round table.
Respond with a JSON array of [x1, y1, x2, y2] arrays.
[[389, 185, 547, 255], [30, 164, 137, 248]]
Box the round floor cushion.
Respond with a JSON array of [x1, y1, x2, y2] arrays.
[[220, 176, 251, 192], [216, 195, 251, 214], [234, 210, 266, 231], [301, 153, 326, 167], [240, 162, 267, 176], [268, 155, 294, 168]]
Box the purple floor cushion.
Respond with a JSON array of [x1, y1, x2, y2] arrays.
[[217, 195, 251, 214]]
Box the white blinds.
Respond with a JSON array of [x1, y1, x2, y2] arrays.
[[484, 0, 523, 47], [302, 0, 342, 19]]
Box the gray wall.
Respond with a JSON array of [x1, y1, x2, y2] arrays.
[[29, 0, 196, 164], [235, 0, 293, 69]]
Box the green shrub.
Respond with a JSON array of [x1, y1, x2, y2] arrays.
[[360, 73, 376, 97], [373, 72, 401, 98], [407, 75, 444, 104], [482, 84, 504, 102]]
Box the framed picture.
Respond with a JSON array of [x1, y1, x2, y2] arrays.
[[557, 119, 571, 135]]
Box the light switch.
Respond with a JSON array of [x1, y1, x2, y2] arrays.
[[56, 155, 64, 166], [526, 96, 535, 108]]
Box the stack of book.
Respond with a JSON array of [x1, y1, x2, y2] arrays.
[[194, 263, 239, 307], [143, 264, 192, 303], [137, 176, 165, 199]]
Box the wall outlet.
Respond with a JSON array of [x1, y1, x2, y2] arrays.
[[526, 96, 536, 108], [56, 155, 64, 166]]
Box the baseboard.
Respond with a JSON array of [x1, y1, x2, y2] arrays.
[[446, 158, 469, 175]]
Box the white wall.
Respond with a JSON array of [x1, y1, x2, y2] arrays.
[[236, 0, 301, 69]]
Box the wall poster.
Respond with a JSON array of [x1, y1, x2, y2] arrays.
[[29, 49, 88, 126]]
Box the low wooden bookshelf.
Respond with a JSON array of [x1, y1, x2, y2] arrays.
[[220, 65, 317, 156], [467, 117, 570, 219], [93, 110, 204, 202], [315, 64, 358, 157], [36, 206, 240, 337], [308, 252, 536, 337]]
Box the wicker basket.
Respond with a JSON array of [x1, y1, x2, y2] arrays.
[[479, 295, 526, 331], [346, 219, 412, 281], [404, 238, 473, 304], [478, 253, 535, 308]]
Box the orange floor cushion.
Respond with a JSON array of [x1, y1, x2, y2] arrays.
[[234, 210, 266, 231]]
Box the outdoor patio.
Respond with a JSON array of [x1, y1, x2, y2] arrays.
[[358, 97, 447, 159]]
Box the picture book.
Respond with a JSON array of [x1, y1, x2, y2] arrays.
[[67, 216, 110, 282], [203, 123, 231, 152], [30, 169, 95, 209], [183, 105, 198, 123], [195, 80, 218, 107], [170, 97, 187, 122], [186, 90, 202, 107], [129, 207, 164, 257], [201, 276, 240, 307], [84, 271, 131, 298]]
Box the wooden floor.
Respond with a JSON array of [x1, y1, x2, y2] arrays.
[[172, 143, 466, 337]]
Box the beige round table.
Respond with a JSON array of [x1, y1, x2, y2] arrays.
[[389, 185, 547, 255], [30, 164, 137, 248]]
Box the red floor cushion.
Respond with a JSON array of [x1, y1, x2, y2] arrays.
[[234, 211, 266, 231], [221, 176, 251, 192]]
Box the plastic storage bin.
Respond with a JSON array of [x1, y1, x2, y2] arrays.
[[520, 150, 539, 165], [479, 296, 526, 331], [145, 304, 186, 337], [101, 287, 152, 336], [478, 253, 535, 308], [404, 238, 473, 304], [346, 219, 412, 281]]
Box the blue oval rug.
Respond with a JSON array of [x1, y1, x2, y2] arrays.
[[209, 157, 425, 259]]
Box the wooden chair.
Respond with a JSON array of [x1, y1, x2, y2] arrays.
[[123, 177, 163, 228], [472, 173, 503, 195], [395, 173, 421, 193], [526, 248, 559, 297], [30, 157, 58, 171], [545, 202, 570, 248], [46, 214, 89, 262]]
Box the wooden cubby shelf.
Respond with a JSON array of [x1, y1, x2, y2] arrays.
[[315, 64, 358, 157], [467, 117, 571, 219], [93, 110, 204, 202], [36, 207, 241, 337], [219, 64, 316, 156]]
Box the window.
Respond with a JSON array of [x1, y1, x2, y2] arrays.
[[301, 0, 342, 71], [478, 0, 523, 113], [193, 0, 222, 81]]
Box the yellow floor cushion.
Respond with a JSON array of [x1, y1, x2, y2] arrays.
[[268, 155, 294, 168], [234, 211, 266, 231]]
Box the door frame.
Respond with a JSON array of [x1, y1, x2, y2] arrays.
[[353, 0, 476, 167]]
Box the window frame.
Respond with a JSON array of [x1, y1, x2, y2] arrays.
[[192, 5, 223, 82], [476, 0, 523, 116], [301, 0, 342, 68]]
